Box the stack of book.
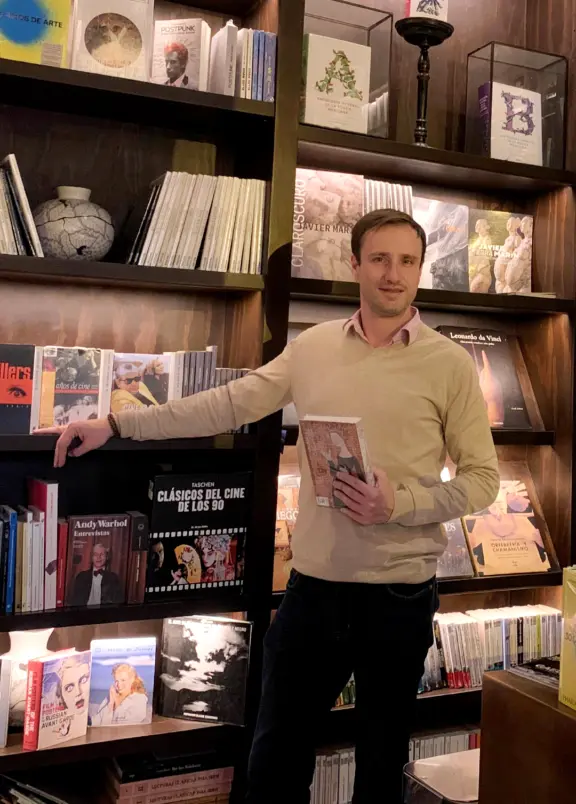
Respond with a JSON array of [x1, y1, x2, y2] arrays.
[[128, 172, 266, 274], [0, 153, 43, 257]]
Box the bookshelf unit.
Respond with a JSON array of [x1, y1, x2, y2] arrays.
[[0, 0, 574, 795]]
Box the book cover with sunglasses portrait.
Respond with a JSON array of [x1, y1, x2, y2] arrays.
[[111, 353, 171, 413], [0, 344, 43, 434]]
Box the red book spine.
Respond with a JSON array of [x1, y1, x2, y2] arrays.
[[56, 519, 68, 608], [22, 660, 43, 751]]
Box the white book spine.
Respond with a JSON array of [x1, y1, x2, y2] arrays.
[[139, 173, 172, 265], [240, 181, 256, 274], [218, 176, 242, 272], [245, 30, 254, 100], [98, 348, 114, 418], [236, 28, 249, 98], [21, 516, 31, 613], [147, 172, 180, 267], [43, 484, 58, 611], [28, 346, 44, 433], [249, 180, 266, 274], [157, 173, 188, 267], [166, 174, 197, 268], [0, 660, 11, 747], [208, 20, 238, 96], [199, 176, 227, 271], [185, 175, 218, 270], [174, 174, 206, 268]]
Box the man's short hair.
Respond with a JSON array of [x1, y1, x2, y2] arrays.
[[164, 42, 189, 64], [351, 209, 427, 265]]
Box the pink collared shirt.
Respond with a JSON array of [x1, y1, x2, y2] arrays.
[[343, 307, 421, 346]]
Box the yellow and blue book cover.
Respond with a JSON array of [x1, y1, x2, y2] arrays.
[[0, 0, 71, 67], [559, 565, 576, 711]]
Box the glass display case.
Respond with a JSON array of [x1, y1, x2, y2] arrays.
[[403, 749, 480, 804], [465, 42, 567, 170], [301, 0, 393, 137]]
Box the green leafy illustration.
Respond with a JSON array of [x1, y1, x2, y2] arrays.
[[314, 49, 363, 100]]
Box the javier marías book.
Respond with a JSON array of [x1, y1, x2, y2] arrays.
[[412, 197, 469, 291], [0, 344, 42, 434], [159, 615, 251, 726], [145, 473, 251, 599], [463, 480, 556, 576], [291, 168, 363, 281], [468, 208, 533, 294], [437, 519, 474, 579], [65, 514, 130, 607], [89, 637, 156, 727], [23, 649, 92, 751], [38, 346, 114, 428], [299, 416, 373, 509], [559, 566, 576, 711], [436, 327, 531, 430]]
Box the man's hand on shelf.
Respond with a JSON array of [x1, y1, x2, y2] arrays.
[[34, 418, 114, 468]]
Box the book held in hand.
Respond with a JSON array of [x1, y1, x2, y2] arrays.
[[299, 416, 373, 508], [159, 615, 251, 726], [89, 637, 156, 727], [23, 649, 92, 750], [151, 18, 211, 90]]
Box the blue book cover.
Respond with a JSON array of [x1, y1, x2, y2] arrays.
[[0, 507, 17, 614], [89, 637, 156, 727], [252, 30, 262, 101], [256, 31, 265, 101], [263, 32, 277, 102]]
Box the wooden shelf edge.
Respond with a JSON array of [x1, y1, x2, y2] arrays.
[[0, 591, 248, 632], [0, 256, 265, 295], [290, 279, 574, 315], [0, 434, 257, 452]]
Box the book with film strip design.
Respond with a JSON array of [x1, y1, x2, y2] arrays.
[[145, 473, 251, 600]]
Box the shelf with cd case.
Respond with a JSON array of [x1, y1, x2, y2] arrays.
[[290, 279, 574, 315], [297, 125, 576, 193], [0, 714, 240, 774], [0, 58, 275, 133], [0, 434, 258, 452], [282, 425, 556, 447]]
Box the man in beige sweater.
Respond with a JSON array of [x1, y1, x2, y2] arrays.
[[42, 210, 499, 804]]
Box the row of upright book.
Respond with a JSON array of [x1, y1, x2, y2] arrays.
[[0, 342, 250, 435], [0, 1, 276, 102], [292, 167, 535, 295]]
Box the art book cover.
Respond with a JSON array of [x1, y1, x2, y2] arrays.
[[405, 0, 449, 22], [413, 197, 469, 291], [151, 18, 211, 90], [145, 473, 251, 600], [0, 0, 71, 67], [23, 649, 92, 751], [468, 208, 533, 294], [0, 344, 42, 434], [111, 353, 170, 413], [89, 637, 156, 727], [437, 519, 475, 579], [65, 514, 130, 607], [159, 616, 251, 726], [71, 0, 153, 80], [273, 474, 300, 592], [436, 327, 531, 430], [299, 416, 373, 508], [301, 33, 371, 134], [291, 168, 363, 281], [560, 566, 576, 711], [463, 480, 554, 576], [482, 80, 543, 167]]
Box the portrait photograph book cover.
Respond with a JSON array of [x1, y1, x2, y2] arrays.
[[0, 343, 42, 434], [89, 637, 156, 727], [159, 615, 252, 727], [151, 18, 211, 91], [111, 352, 171, 413], [299, 416, 373, 509]]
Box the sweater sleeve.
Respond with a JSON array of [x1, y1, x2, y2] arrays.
[[115, 343, 294, 441], [389, 353, 500, 527]]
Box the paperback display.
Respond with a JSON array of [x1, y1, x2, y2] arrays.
[[405, 0, 449, 22], [299, 416, 373, 508], [559, 566, 576, 711], [273, 474, 300, 592], [0, 153, 44, 258], [110, 352, 171, 412], [436, 327, 531, 429], [437, 519, 474, 579], [151, 18, 211, 90], [468, 208, 533, 294], [301, 33, 371, 134], [510, 655, 560, 689], [65, 514, 130, 607], [38, 346, 114, 428], [412, 197, 469, 291], [89, 637, 156, 726], [480, 81, 543, 167], [159, 615, 251, 726], [23, 649, 92, 751], [463, 480, 554, 576], [71, 0, 153, 80], [0, 344, 42, 434], [0, 0, 71, 67], [291, 168, 363, 281], [145, 473, 251, 599]]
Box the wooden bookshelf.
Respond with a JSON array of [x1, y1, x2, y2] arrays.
[[0, 434, 257, 452]]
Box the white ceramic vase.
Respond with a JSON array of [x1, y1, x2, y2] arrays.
[[33, 186, 115, 261], [2, 628, 54, 728]]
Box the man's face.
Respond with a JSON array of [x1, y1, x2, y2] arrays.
[[165, 52, 184, 81], [351, 224, 422, 318], [117, 372, 141, 393], [62, 663, 90, 712], [114, 669, 132, 694], [92, 546, 107, 570]]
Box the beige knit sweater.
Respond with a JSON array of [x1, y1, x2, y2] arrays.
[[116, 320, 499, 583]]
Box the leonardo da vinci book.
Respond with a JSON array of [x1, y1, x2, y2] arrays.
[[301, 33, 371, 134]]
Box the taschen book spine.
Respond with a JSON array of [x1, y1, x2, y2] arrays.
[[126, 511, 149, 605], [23, 660, 43, 751]]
